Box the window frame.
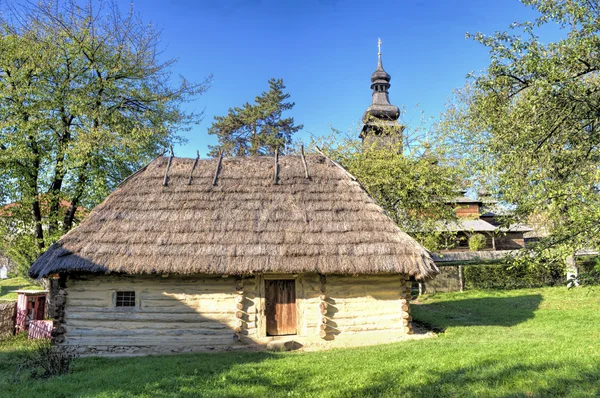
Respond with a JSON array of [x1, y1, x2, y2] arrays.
[[112, 290, 139, 310]]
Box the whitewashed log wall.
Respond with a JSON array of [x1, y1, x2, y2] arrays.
[[62, 275, 256, 355], [60, 273, 411, 355]]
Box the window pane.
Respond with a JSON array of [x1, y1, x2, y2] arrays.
[[116, 291, 135, 307]]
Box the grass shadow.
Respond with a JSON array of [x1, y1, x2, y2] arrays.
[[412, 294, 543, 330], [0, 285, 25, 300], [342, 359, 600, 397], [2, 348, 315, 397]]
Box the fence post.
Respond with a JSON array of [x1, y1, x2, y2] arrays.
[[566, 255, 579, 287]]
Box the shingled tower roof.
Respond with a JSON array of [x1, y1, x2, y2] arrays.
[[29, 155, 438, 280], [360, 39, 405, 151]]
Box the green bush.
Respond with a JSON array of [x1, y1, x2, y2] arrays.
[[576, 258, 600, 285], [468, 234, 487, 251], [464, 262, 566, 290], [14, 338, 78, 380], [421, 235, 442, 252]]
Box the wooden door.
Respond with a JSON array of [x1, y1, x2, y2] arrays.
[[265, 280, 297, 336], [35, 296, 46, 320]]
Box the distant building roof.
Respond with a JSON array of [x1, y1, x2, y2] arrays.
[[14, 290, 48, 295], [499, 224, 534, 233], [0, 199, 86, 218], [448, 195, 482, 204], [434, 219, 498, 232]]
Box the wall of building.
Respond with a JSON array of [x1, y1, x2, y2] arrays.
[[324, 275, 409, 336], [455, 204, 480, 218], [61, 274, 249, 355], [58, 273, 412, 355], [496, 233, 525, 249]]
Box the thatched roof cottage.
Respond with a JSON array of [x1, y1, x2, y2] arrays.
[[29, 154, 437, 355]]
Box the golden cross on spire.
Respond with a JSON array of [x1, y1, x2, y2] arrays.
[[377, 38, 382, 56]]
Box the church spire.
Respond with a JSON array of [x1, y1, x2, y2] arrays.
[[360, 39, 404, 152]]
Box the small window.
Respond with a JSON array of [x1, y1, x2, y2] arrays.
[[116, 291, 136, 307]]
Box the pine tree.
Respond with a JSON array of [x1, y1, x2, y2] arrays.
[[208, 78, 302, 156]]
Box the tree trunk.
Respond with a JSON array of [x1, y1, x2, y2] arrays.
[[63, 168, 88, 233], [27, 129, 44, 252], [48, 114, 72, 236]]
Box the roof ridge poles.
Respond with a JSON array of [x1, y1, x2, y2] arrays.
[[301, 144, 310, 179], [188, 150, 200, 185], [274, 147, 280, 185], [212, 150, 224, 186], [314, 146, 358, 181], [117, 149, 167, 188], [163, 146, 175, 187]]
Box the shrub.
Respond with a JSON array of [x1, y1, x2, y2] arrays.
[[576, 258, 600, 286], [14, 338, 77, 380], [468, 234, 487, 251], [421, 235, 442, 252], [464, 262, 566, 290]]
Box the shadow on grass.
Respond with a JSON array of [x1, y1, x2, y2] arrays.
[[2, 349, 317, 398], [0, 333, 35, 380], [412, 294, 543, 331], [0, 285, 23, 298], [343, 359, 600, 397]]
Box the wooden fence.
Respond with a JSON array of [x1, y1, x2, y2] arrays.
[[28, 320, 53, 339], [0, 301, 16, 338]]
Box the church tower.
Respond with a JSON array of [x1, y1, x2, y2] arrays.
[[360, 39, 405, 152]]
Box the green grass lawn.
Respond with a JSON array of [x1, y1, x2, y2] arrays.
[[0, 276, 41, 301], [1, 286, 599, 397]]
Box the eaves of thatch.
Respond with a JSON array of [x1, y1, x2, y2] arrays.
[[29, 155, 438, 280]]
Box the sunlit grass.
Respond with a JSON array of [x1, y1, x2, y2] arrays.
[[0, 277, 41, 301], [0, 286, 598, 397]]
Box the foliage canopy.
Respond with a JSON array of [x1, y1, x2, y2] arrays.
[[440, 0, 600, 263], [313, 129, 461, 251], [0, 0, 210, 272]]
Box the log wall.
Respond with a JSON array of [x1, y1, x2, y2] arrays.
[[323, 275, 411, 336], [62, 274, 256, 355], [60, 273, 411, 355]]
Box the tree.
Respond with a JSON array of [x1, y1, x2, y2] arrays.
[[313, 128, 461, 251], [208, 78, 302, 156], [440, 0, 600, 265], [0, 0, 210, 271]]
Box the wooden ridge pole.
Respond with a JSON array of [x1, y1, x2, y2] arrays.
[[163, 146, 174, 187], [188, 150, 200, 185], [212, 151, 223, 186], [314, 146, 357, 181], [273, 147, 280, 185], [300, 144, 309, 179], [117, 149, 167, 188]]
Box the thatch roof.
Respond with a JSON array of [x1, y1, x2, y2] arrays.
[[29, 155, 438, 280]]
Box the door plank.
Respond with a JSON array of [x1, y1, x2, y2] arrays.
[[265, 280, 297, 336]]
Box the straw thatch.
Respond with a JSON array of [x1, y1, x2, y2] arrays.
[[29, 155, 438, 280]]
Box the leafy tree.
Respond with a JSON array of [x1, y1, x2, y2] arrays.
[[0, 0, 210, 271], [208, 78, 302, 156], [468, 234, 487, 252], [440, 0, 600, 263], [313, 128, 461, 251]]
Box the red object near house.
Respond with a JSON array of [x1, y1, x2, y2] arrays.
[[28, 320, 53, 339], [15, 290, 50, 338]]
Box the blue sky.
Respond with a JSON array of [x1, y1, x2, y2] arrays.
[[118, 0, 544, 158]]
